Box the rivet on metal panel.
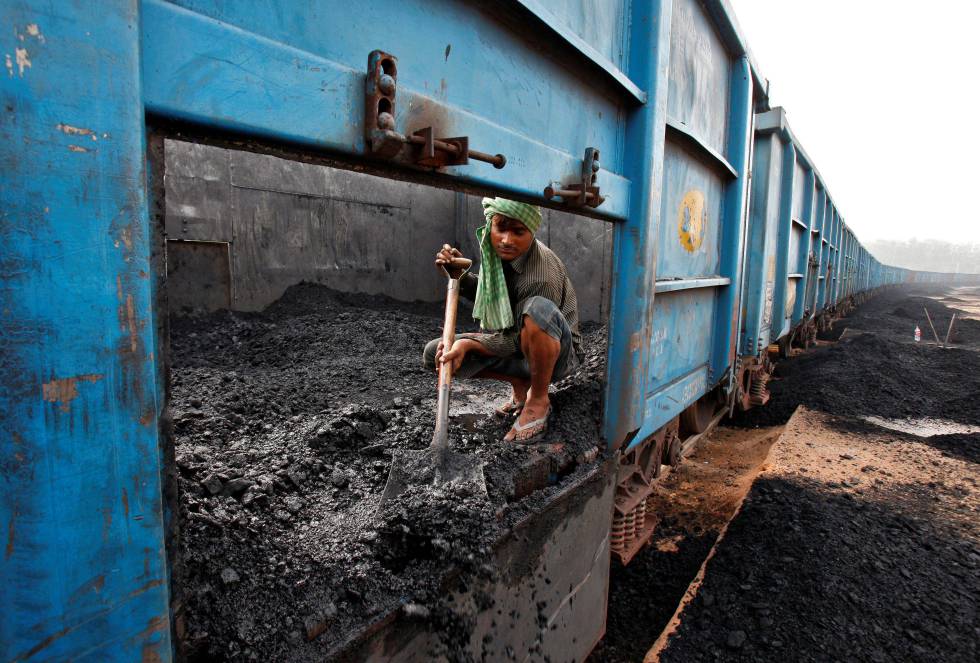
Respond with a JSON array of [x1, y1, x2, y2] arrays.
[[543, 147, 605, 208]]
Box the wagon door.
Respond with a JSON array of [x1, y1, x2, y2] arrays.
[[636, 0, 754, 441]]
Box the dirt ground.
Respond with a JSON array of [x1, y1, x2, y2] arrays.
[[168, 283, 607, 661], [737, 285, 980, 427], [594, 284, 979, 663], [588, 428, 782, 663], [657, 406, 979, 662], [649, 284, 980, 662]]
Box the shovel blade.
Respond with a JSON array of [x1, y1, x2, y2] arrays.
[[379, 447, 487, 508]]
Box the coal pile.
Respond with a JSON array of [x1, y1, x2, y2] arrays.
[[659, 408, 980, 663], [736, 289, 980, 427], [824, 285, 980, 347], [169, 283, 606, 661]]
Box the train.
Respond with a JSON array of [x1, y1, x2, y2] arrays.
[[2, 0, 977, 660]]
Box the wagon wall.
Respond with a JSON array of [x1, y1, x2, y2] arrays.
[[164, 140, 613, 322]]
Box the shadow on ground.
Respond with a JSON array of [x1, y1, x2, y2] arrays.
[[659, 472, 979, 662]]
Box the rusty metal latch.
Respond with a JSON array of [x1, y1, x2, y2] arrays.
[[364, 50, 506, 169], [543, 147, 605, 209]]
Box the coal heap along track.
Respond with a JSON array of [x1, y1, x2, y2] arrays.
[[169, 283, 608, 661]]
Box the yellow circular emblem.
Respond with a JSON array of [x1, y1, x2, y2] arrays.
[[677, 190, 706, 253]]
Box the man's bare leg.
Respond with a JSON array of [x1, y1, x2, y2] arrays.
[[473, 369, 530, 408], [505, 315, 559, 441]]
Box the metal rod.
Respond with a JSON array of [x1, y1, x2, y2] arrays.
[[405, 133, 506, 168], [544, 186, 596, 200], [468, 149, 506, 169], [923, 307, 942, 346], [943, 313, 957, 348]]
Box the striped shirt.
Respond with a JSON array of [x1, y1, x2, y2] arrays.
[[460, 239, 583, 360]]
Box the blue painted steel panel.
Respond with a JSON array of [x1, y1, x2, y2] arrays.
[[516, 0, 636, 98], [656, 142, 725, 279], [791, 168, 815, 323], [740, 129, 781, 354], [709, 55, 753, 387], [629, 0, 754, 452], [604, 0, 672, 447], [142, 0, 634, 220], [0, 1, 171, 660], [648, 289, 716, 388], [6, 0, 971, 658], [637, 364, 710, 442], [667, 0, 731, 155]]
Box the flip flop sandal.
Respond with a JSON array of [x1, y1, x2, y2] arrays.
[[494, 399, 525, 418], [504, 407, 551, 444]]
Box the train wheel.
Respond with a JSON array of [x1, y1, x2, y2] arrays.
[[664, 427, 682, 466], [680, 396, 714, 435]]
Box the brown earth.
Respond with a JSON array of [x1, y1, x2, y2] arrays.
[[588, 426, 782, 663], [656, 406, 978, 662]]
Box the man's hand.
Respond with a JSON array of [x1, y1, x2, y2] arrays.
[[436, 338, 478, 374], [435, 244, 465, 270]]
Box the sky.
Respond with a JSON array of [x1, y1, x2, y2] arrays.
[[728, 0, 980, 244]]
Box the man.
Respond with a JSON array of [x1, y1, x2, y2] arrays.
[[423, 197, 583, 443]]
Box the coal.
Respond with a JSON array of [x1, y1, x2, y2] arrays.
[[169, 282, 606, 661], [658, 417, 980, 663], [735, 287, 980, 427], [593, 286, 980, 663]]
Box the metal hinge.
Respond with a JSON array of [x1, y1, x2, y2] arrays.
[[364, 50, 506, 170], [543, 147, 606, 208]]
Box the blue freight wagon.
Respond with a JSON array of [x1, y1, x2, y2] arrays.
[[1, 1, 974, 661]]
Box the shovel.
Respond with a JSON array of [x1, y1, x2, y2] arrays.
[[379, 249, 488, 507]]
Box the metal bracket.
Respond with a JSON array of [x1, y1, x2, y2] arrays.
[[543, 147, 605, 208], [364, 50, 402, 159], [364, 51, 505, 169], [410, 127, 470, 168]]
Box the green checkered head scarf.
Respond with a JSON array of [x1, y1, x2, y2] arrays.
[[474, 197, 542, 331]]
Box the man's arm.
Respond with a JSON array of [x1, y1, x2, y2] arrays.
[[466, 268, 566, 357], [460, 271, 478, 300]]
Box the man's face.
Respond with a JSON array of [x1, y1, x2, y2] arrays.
[[490, 214, 533, 262]]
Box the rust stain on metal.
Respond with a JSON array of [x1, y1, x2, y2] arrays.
[[128, 615, 169, 655], [126, 294, 138, 352], [14, 47, 30, 76], [56, 122, 94, 137], [118, 294, 138, 353], [16, 624, 74, 661], [122, 488, 130, 520], [42, 373, 104, 412], [25, 23, 44, 42], [118, 226, 134, 251], [629, 332, 642, 352], [67, 144, 90, 153], [139, 409, 154, 426], [102, 505, 113, 541], [68, 574, 106, 604], [127, 578, 164, 600], [5, 512, 14, 559], [142, 645, 164, 663]]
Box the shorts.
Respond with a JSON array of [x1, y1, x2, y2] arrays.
[[422, 296, 579, 382]]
